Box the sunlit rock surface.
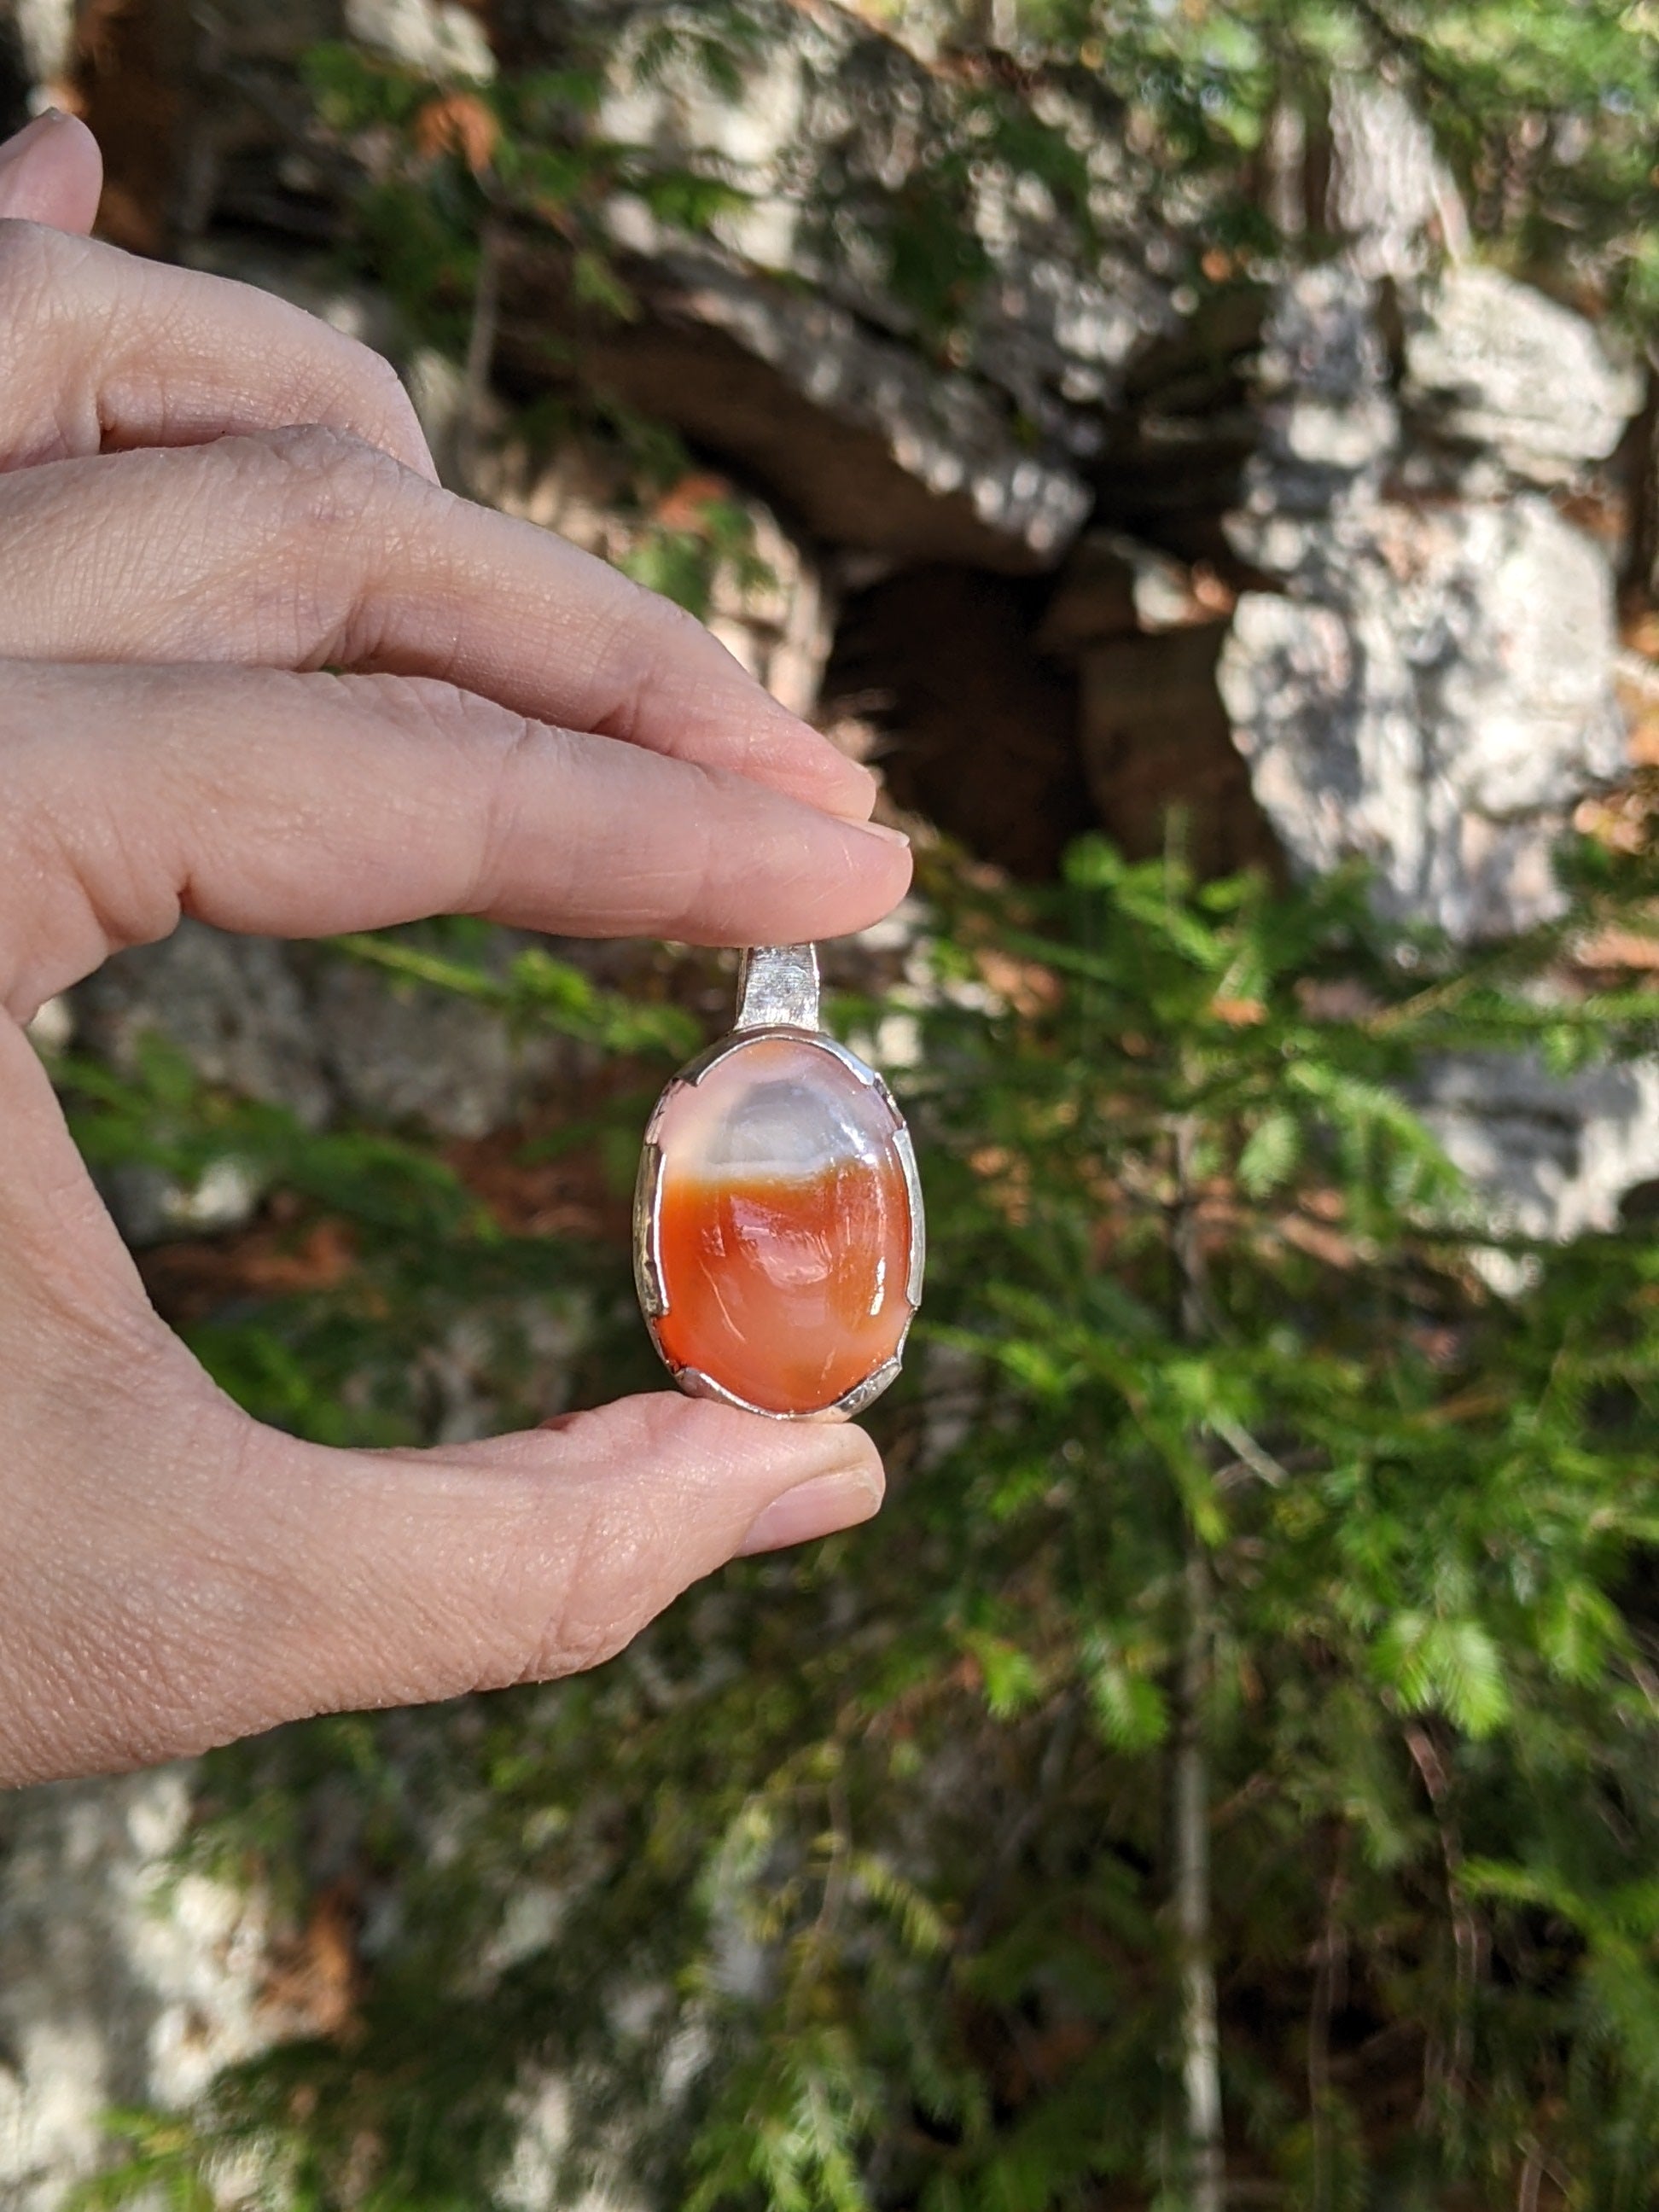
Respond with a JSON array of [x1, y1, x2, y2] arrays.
[[1402, 265, 1642, 489], [344, 0, 493, 78], [0, 1772, 270, 2209], [1415, 1051, 1659, 1249], [1221, 500, 1627, 941], [1220, 265, 1635, 945], [505, 0, 1178, 568], [1326, 73, 1467, 281]]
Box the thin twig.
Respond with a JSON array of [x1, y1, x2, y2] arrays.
[[1175, 1544, 1225, 2212], [1172, 1114, 1225, 2212], [1405, 1723, 1485, 2116], [1307, 1834, 1349, 2212], [1211, 1416, 1289, 1489], [1517, 2139, 1543, 2212]]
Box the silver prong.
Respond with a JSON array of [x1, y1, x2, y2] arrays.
[[632, 1140, 668, 1318], [894, 1124, 927, 1309], [673, 1366, 767, 1413], [824, 1353, 905, 1420]]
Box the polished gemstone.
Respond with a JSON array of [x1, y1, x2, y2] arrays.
[[644, 1035, 915, 1416]]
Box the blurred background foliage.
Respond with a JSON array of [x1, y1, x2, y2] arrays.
[[54, 835, 1659, 2210], [12, 0, 1659, 2205]]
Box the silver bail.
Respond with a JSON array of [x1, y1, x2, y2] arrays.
[[734, 943, 821, 1033]]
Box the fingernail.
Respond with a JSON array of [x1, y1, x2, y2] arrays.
[[822, 761, 882, 823], [848, 818, 911, 850], [736, 1463, 883, 1557]]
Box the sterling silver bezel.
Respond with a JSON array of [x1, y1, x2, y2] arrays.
[[632, 1003, 925, 1423]]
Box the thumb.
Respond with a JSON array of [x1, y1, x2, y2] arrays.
[[4, 1385, 887, 1780], [242, 1399, 888, 1723], [0, 110, 103, 231], [0, 1022, 888, 1784]]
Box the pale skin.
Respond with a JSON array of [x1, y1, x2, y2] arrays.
[[0, 111, 908, 1789]]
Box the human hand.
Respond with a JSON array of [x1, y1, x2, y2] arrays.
[[0, 114, 908, 1787]]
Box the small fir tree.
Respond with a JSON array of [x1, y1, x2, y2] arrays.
[[60, 827, 1659, 2209]]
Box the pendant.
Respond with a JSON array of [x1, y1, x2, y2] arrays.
[[634, 944, 924, 1420]]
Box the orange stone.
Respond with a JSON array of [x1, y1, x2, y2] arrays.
[[643, 1036, 916, 1416]]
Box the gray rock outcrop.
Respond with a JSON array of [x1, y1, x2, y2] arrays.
[[499, 0, 1177, 568], [71, 917, 608, 1245], [138, 0, 1181, 572], [586, 0, 1174, 443], [344, 0, 493, 77], [1220, 264, 1635, 945], [1326, 73, 1467, 279], [1414, 1050, 1659, 1251], [0, 1771, 271, 2210], [1217, 257, 1650, 1260], [562, 242, 1096, 568], [1221, 500, 1627, 942], [1402, 265, 1642, 489]]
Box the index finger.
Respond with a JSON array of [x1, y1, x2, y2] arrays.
[[0, 110, 102, 231]]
